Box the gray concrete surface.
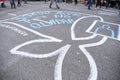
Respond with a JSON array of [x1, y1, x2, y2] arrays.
[[0, 1, 120, 80]]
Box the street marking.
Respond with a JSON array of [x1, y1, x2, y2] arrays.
[[94, 25, 115, 38], [71, 15, 103, 40], [79, 36, 107, 80], [8, 13, 17, 16], [12, 11, 81, 28], [98, 12, 117, 16], [1, 11, 117, 80], [98, 9, 119, 16], [86, 20, 98, 33], [0, 23, 28, 36], [8, 14, 105, 80], [86, 20, 120, 41], [10, 39, 62, 58], [2, 21, 62, 42], [117, 25, 120, 40], [54, 45, 71, 80], [33, 19, 50, 23]]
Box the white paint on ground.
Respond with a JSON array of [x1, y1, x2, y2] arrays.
[[86, 20, 98, 33], [71, 15, 106, 80], [54, 44, 71, 80], [71, 15, 103, 40], [33, 19, 50, 23], [98, 9, 119, 16], [79, 36, 108, 80], [117, 25, 120, 40], [2, 22, 62, 42], [0, 23, 28, 36], [8, 13, 17, 16], [86, 20, 120, 41], [10, 39, 63, 58], [6, 13, 110, 80]]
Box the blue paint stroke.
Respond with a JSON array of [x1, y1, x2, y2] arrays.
[[14, 11, 83, 28], [54, 11, 82, 18], [17, 17, 31, 23], [54, 11, 71, 18], [30, 23, 42, 28], [30, 19, 74, 28], [94, 25, 115, 38], [117, 25, 120, 40]]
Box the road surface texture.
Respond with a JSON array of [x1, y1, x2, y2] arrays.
[[0, 1, 120, 80]]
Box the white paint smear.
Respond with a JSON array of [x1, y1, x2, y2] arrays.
[[71, 15, 103, 40], [0, 23, 28, 36], [79, 36, 108, 80], [2, 22, 62, 42]]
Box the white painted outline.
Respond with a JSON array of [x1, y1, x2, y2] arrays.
[[0, 11, 111, 80], [8, 15, 105, 80], [86, 20, 120, 41], [10, 39, 71, 80], [1, 22, 62, 42], [117, 25, 120, 40], [10, 39, 63, 58], [71, 15, 103, 40], [54, 44, 71, 80], [86, 20, 98, 33], [70, 15, 105, 80], [79, 36, 107, 80]]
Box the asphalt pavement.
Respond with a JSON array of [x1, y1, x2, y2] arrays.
[[0, 1, 120, 80]]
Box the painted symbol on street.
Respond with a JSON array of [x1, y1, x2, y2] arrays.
[[98, 9, 119, 16], [86, 20, 120, 41], [12, 11, 83, 29], [0, 11, 119, 80], [94, 25, 115, 38]]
